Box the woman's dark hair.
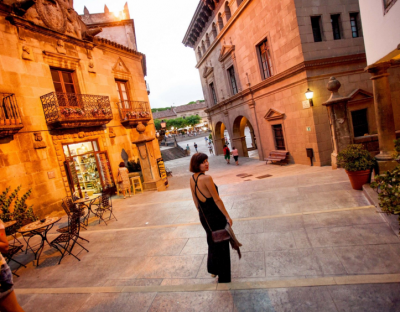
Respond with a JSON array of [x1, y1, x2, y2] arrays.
[[223, 145, 226, 148], [190, 153, 208, 173], [119, 162, 125, 168]]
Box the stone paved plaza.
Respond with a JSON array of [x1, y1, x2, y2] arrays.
[[10, 138, 400, 311]]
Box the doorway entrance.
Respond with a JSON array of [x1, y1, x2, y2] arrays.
[[62, 140, 115, 197]]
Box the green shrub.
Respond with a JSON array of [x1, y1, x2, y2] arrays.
[[337, 144, 375, 172], [371, 165, 400, 230], [0, 186, 38, 231], [394, 139, 400, 160]]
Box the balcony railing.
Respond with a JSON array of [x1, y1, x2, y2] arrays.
[[118, 100, 151, 126], [40, 92, 113, 129], [0, 93, 24, 138]]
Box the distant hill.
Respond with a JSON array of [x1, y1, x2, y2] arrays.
[[151, 100, 205, 113]]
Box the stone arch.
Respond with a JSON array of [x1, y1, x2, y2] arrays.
[[225, 2, 231, 21], [218, 13, 224, 31], [214, 121, 227, 155], [205, 33, 210, 48], [212, 23, 217, 40], [232, 115, 257, 157]]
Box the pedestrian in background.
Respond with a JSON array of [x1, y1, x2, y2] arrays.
[[232, 147, 239, 166], [186, 144, 191, 156], [204, 136, 208, 145], [117, 162, 131, 199], [223, 145, 230, 164], [194, 142, 198, 152], [189, 153, 235, 283], [0, 220, 25, 312], [208, 141, 214, 155]]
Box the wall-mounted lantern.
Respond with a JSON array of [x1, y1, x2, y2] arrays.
[[305, 88, 314, 107]]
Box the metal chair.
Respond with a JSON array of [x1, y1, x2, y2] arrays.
[[94, 192, 117, 226], [4, 245, 26, 277], [50, 211, 88, 265], [57, 198, 89, 244]]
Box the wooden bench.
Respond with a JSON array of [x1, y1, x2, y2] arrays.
[[264, 150, 289, 166]]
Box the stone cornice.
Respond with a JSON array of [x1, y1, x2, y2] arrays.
[[205, 53, 367, 113], [6, 15, 95, 50], [86, 19, 134, 29], [195, 0, 252, 68]]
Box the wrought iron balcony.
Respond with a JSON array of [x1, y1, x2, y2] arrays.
[[40, 92, 113, 129], [0, 93, 24, 138], [118, 100, 151, 126]]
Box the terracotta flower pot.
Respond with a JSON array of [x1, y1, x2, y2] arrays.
[[345, 169, 372, 190]]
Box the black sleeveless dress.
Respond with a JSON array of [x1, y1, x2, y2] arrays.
[[193, 173, 231, 283]]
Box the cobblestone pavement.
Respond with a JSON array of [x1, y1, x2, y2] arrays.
[[11, 138, 400, 311]]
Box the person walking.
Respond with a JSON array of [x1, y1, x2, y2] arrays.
[[204, 136, 208, 145], [208, 141, 214, 155], [117, 162, 131, 199], [0, 220, 25, 312], [186, 144, 191, 156], [194, 142, 198, 153], [232, 147, 239, 165], [223, 145, 230, 164], [189, 153, 236, 283]]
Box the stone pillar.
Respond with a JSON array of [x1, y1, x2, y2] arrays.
[[250, 129, 257, 149], [322, 77, 352, 169], [232, 136, 248, 157], [367, 63, 396, 162], [132, 122, 166, 191], [215, 138, 225, 155]]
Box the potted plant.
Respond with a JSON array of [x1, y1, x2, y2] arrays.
[[337, 144, 375, 190], [371, 165, 400, 232]]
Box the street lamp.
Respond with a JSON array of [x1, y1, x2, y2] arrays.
[[171, 126, 175, 130], [305, 88, 314, 107]]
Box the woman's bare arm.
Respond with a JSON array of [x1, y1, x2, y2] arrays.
[[205, 176, 233, 226], [0, 228, 9, 254], [190, 179, 200, 211]]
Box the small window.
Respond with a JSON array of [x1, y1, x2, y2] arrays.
[[258, 39, 273, 80], [209, 82, 217, 105], [218, 13, 224, 31], [201, 41, 206, 54], [273, 125, 285, 150], [350, 13, 360, 38], [198, 47, 202, 59], [351, 109, 369, 137], [228, 66, 238, 95], [51, 69, 76, 94], [212, 23, 217, 40], [331, 14, 342, 40], [116, 80, 130, 109], [225, 2, 231, 21], [311, 16, 323, 42], [205, 33, 210, 48]]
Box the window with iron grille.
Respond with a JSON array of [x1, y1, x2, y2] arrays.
[[209, 83, 217, 105], [311, 16, 323, 42], [350, 13, 360, 38], [273, 124, 286, 150], [351, 109, 369, 137], [258, 39, 273, 80], [331, 14, 342, 40], [228, 66, 238, 95]]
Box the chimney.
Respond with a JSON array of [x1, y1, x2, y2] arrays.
[[104, 5, 109, 14], [124, 2, 130, 19], [84, 6, 89, 15]]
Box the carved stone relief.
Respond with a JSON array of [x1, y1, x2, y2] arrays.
[[33, 132, 47, 149], [22, 46, 34, 61], [56, 40, 66, 54]]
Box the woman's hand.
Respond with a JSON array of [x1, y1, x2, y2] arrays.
[[226, 216, 233, 227]]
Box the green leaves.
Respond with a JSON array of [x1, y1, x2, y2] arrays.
[[154, 115, 202, 131], [337, 144, 375, 172]]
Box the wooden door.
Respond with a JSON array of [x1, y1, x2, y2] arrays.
[[65, 158, 82, 197], [273, 125, 286, 150], [116, 80, 130, 109], [51, 69, 77, 106], [95, 151, 115, 190]]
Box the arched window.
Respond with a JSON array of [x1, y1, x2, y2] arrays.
[[225, 2, 231, 21], [237, 0, 243, 6], [205, 33, 210, 48], [218, 13, 224, 31], [198, 47, 202, 59], [201, 40, 206, 54], [212, 23, 217, 40]]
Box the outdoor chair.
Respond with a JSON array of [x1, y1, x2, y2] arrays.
[[50, 211, 88, 265], [4, 244, 26, 277], [94, 192, 117, 226]]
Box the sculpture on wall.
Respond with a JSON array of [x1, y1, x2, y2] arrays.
[[33, 132, 47, 149], [56, 40, 66, 54], [21, 46, 34, 61], [11, 0, 86, 40], [109, 128, 116, 138]]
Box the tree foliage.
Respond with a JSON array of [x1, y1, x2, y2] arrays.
[[154, 115, 202, 130]]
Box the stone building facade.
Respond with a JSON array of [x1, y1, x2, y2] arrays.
[[0, 1, 165, 218], [183, 0, 400, 165], [153, 101, 209, 126]]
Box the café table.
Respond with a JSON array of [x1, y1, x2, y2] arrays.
[[73, 194, 101, 225], [18, 217, 61, 266]]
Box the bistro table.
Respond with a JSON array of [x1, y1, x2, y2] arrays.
[[73, 194, 101, 225], [18, 217, 61, 266]]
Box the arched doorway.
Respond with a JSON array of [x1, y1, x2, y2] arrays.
[[214, 121, 228, 155], [232, 116, 258, 158]]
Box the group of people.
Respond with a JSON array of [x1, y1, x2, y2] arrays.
[[223, 145, 239, 166], [186, 137, 214, 156]]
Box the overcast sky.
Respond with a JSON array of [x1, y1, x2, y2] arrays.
[[74, 0, 204, 109]]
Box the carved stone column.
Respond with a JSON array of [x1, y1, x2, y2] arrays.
[[322, 77, 352, 169], [132, 122, 166, 191]]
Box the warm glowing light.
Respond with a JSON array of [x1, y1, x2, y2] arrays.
[[305, 88, 314, 100]]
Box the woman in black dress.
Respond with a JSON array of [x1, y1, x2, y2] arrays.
[[189, 153, 233, 283]]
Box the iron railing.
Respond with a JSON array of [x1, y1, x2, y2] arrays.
[[0, 93, 22, 126], [118, 100, 151, 123], [40, 92, 113, 125]]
